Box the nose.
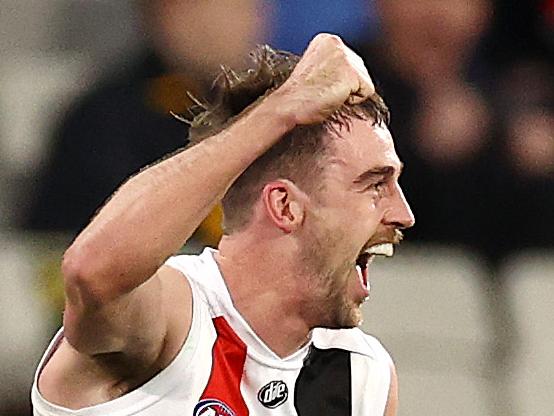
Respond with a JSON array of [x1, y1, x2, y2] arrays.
[[383, 183, 415, 229]]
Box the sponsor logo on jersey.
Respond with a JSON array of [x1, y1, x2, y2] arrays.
[[193, 398, 236, 416], [257, 380, 288, 408]]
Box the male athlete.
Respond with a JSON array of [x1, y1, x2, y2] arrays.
[[32, 33, 414, 415]]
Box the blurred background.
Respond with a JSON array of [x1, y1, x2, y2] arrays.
[[0, 0, 552, 414]]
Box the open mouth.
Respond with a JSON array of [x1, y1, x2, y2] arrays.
[[355, 243, 394, 290]]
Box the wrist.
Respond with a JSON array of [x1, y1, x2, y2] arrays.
[[258, 88, 298, 133]]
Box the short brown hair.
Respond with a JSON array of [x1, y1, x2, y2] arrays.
[[185, 45, 389, 234]]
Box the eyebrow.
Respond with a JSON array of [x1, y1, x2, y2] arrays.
[[352, 164, 403, 185]]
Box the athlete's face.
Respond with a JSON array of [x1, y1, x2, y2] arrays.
[[300, 118, 414, 328]]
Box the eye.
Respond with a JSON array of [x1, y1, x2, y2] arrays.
[[362, 180, 387, 195], [374, 180, 387, 193]]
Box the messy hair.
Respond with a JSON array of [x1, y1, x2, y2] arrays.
[[182, 45, 389, 234]]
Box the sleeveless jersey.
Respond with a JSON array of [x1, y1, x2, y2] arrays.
[[32, 247, 393, 416]]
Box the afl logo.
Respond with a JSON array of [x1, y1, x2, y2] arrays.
[[257, 380, 288, 408], [193, 399, 236, 416]]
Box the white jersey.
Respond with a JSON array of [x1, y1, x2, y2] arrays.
[[32, 248, 393, 416]]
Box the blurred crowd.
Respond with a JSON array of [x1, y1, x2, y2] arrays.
[[355, 0, 554, 266], [0, 0, 552, 414], [18, 0, 554, 266]]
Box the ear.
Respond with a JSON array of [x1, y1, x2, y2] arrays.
[[262, 180, 305, 233]]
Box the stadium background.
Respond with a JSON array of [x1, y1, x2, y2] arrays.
[[0, 1, 552, 415]]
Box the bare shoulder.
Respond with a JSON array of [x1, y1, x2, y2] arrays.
[[152, 264, 195, 368], [37, 265, 193, 409]]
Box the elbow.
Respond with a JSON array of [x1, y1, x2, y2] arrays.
[[61, 244, 109, 307], [61, 245, 111, 354], [61, 245, 83, 286]]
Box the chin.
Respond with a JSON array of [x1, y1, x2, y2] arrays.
[[344, 308, 363, 328], [319, 319, 359, 331], [321, 303, 363, 330]]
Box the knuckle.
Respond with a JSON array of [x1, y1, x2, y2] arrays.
[[317, 33, 343, 46], [353, 53, 365, 67], [334, 48, 351, 66], [326, 34, 342, 43]]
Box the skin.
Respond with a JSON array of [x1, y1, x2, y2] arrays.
[[37, 34, 410, 414], [217, 118, 413, 355]]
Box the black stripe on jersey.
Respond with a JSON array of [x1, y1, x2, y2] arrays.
[[294, 346, 351, 415]]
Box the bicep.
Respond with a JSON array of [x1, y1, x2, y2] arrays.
[[63, 265, 192, 365]]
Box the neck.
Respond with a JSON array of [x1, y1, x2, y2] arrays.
[[215, 233, 314, 358]]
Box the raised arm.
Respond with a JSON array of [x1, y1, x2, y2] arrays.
[[61, 33, 375, 365]]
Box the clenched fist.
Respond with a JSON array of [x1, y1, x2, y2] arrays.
[[270, 33, 375, 126]]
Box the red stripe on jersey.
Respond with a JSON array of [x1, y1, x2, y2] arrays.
[[199, 316, 249, 415]]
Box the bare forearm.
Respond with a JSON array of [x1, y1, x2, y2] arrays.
[[63, 94, 295, 303], [62, 33, 374, 305]]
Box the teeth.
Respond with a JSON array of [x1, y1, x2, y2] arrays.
[[365, 243, 394, 257]]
